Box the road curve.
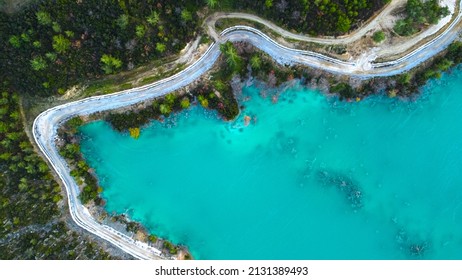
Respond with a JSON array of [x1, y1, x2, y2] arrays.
[[206, 0, 406, 45], [33, 2, 462, 259], [207, 0, 456, 60]]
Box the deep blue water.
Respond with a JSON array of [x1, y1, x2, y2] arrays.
[[80, 70, 462, 259]]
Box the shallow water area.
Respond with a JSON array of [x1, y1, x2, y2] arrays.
[[80, 70, 462, 259]]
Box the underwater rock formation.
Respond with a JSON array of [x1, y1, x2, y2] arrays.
[[317, 170, 363, 209]]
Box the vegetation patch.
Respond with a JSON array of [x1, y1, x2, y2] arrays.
[[59, 117, 105, 205], [0, 221, 113, 259], [394, 0, 449, 36], [208, 0, 389, 36], [0, 89, 61, 237], [1, 0, 201, 96], [372, 30, 385, 43], [386, 41, 462, 96], [0, 85, 115, 259]]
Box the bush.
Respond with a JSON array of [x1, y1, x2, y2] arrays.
[[128, 127, 140, 139], [163, 241, 178, 255], [330, 83, 356, 100], [180, 97, 190, 109], [372, 31, 385, 43], [148, 235, 158, 243]]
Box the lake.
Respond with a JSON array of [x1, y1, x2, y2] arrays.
[[80, 70, 462, 259]]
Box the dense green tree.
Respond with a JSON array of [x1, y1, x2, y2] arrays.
[[36, 11, 52, 26], [64, 30, 74, 38], [198, 95, 209, 107], [146, 11, 159, 25], [8, 35, 21, 48], [156, 43, 166, 53], [20, 33, 30, 43], [66, 117, 84, 133], [45, 52, 57, 62], [30, 56, 47, 71], [436, 59, 453, 71], [220, 42, 242, 72], [116, 14, 129, 29], [250, 55, 261, 70], [447, 41, 462, 63], [100, 54, 123, 74], [336, 14, 351, 33], [398, 73, 412, 85], [148, 234, 158, 243], [52, 22, 62, 33], [52, 34, 70, 54], [33, 41, 42, 48], [180, 97, 190, 108], [205, 0, 218, 9], [135, 24, 146, 38], [331, 82, 355, 99], [164, 93, 176, 105], [394, 19, 415, 36], [181, 9, 192, 22], [159, 103, 172, 115]]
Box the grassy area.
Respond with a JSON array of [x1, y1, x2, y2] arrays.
[[83, 62, 187, 97]]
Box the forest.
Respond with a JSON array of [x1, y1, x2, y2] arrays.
[[394, 0, 449, 36], [0, 83, 115, 259], [215, 0, 389, 35], [1, 0, 203, 96]]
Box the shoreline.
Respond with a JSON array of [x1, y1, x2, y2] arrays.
[[53, 39, 462, 260], [75, 67, 462, 260], [31, 3, 462, 259]]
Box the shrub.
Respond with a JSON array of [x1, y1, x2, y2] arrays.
[[180, 97, 190, 109], [372, 31, 385, 43], [128, 127, 140, 139]]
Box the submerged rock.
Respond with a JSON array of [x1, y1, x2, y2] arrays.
[[395, 228, 430, 259], [269, 131, 298, 158], [409, 242, 428, 258], [317, 170, 363, 209]]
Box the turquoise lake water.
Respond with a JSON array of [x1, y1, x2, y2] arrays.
[[80, 70, 462, 260]]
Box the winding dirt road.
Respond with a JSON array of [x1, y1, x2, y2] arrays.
[[33, 0, 462, 259], [206, 0, 407, 44]]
